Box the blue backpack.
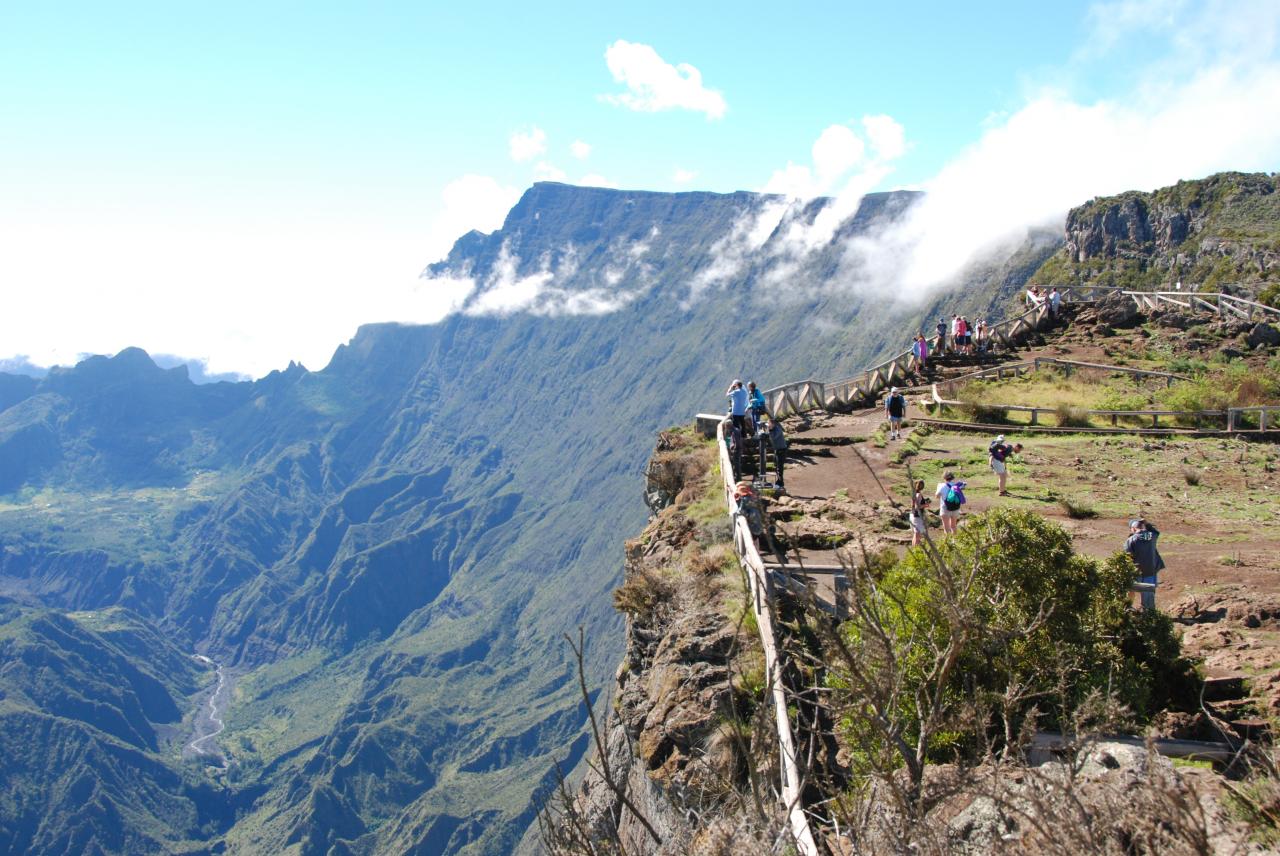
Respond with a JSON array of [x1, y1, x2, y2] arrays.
[[943, 482, 967, 511]]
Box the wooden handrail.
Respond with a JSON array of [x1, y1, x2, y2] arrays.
[[715, 422, 819, 856], [746, 283, 1277, 421]]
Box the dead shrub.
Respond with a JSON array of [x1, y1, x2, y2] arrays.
[[612, 565, 677, 620], [1054, 403, 1092, 428]]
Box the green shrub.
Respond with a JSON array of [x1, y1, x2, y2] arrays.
[[829, 509, 1198, 777], [1259, 282, 1280, 309], [1095, 389, 1150, 412]]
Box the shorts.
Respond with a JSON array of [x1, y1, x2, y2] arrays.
[[909, 513, 926, 534], [889, 415, 903, 425], [991, 459, 1007, 475], [940, 507, 960, 519]]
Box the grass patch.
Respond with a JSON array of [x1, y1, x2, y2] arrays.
[[1055, 494, 1098, 519]]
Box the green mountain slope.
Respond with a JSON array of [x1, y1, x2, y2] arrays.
[[0, 182, 1061, 854]]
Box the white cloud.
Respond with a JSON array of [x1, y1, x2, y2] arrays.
[[842, 7, 1280, 301], [602, 40, 727, 120], [577, 173, 618, 188], [761, 116, 903, 202], [1084, 0, 1187, 54], [862, 114, 907, 161], [672, 168, 698, 185], [534, 161, 567, 181], [570, 140, 592, 159], [425, 174, 521, 262], [460, 244, 639, 317], [509, 125, 548, 162]]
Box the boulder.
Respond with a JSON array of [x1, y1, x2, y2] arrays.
[[1245, 322, 1280, 349], [1092, 292, 1140, 327], [1152, 310, 1196, 329]]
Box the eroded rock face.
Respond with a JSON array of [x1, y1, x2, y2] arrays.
[[1169, 586, 1280, 720], [564, 438, 785, 855], [1055, 173, 1280, 287]]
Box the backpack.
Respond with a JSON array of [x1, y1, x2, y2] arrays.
[[887, 393, 906, 416], [943, 483, 966, 511]]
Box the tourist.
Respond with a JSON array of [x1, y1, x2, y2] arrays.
[[934, 471, 966, 534], [885, 386, 907, 440], [960, 316, 973, 354], [726, 379, 749, 438], [912, 333, 930, 373], [764, 416, 788, 491], [975, 319, 989, 353], [723, 417, 744, 481], [1124, 518, 1164, 610], [747, 381, 767, 435], [1049, 287, 1062, 318], [987, 434, 1023, 496], [951, 315, 964, 355], [1026, 286, 1043, 308], [935, 318, 948, 354], [909, 479, 930, 547]]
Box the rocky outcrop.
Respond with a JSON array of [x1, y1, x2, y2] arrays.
[[1043, 172, 1280, 289], [558, 433, 787, 855]]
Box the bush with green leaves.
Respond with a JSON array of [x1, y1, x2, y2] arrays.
[[827, 509, 1198, 787]]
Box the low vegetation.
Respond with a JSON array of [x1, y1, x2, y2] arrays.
[[942, 357, 1280, 429]]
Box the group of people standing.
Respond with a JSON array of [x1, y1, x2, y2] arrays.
[[911, 316, 989, 374], [725, 379, 787, 490], [1026, 285, 1063, 317]]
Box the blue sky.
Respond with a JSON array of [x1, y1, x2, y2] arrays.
[[2, 1, 1278, 376]]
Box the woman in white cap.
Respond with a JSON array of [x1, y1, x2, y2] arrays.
[[988, 435, 1022, 496]]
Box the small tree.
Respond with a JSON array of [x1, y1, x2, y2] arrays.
[[823, 508, 1198, 817]]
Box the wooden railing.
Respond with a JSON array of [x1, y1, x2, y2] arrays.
[[715, 422, 819, 856], [764, 284, 1102, 418], [1123, 290, 1280, 322], [753, 285, 1279, 421]]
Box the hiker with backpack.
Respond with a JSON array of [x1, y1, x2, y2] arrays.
[[987, 435, 1023, 496], [935, 319, 948, 354], [934, 472, 966, 534], [1124, 518, 1164, 610], [885, 387, 908, 440]]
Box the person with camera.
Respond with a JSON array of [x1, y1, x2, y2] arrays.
[[988, 434, 1023, 497], [1125, 518, 1164, 611]]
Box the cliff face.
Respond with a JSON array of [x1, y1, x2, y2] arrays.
[[1039, 172, 1280, 289], [541, 430, 791, 855]]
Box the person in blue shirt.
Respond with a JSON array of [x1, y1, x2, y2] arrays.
[[747, 381, 767, 434], [1125, 518, 1164, 610], [726, 379, 749, 438]]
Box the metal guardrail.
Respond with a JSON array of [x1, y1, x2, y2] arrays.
[[715, 421, 819, 856]]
